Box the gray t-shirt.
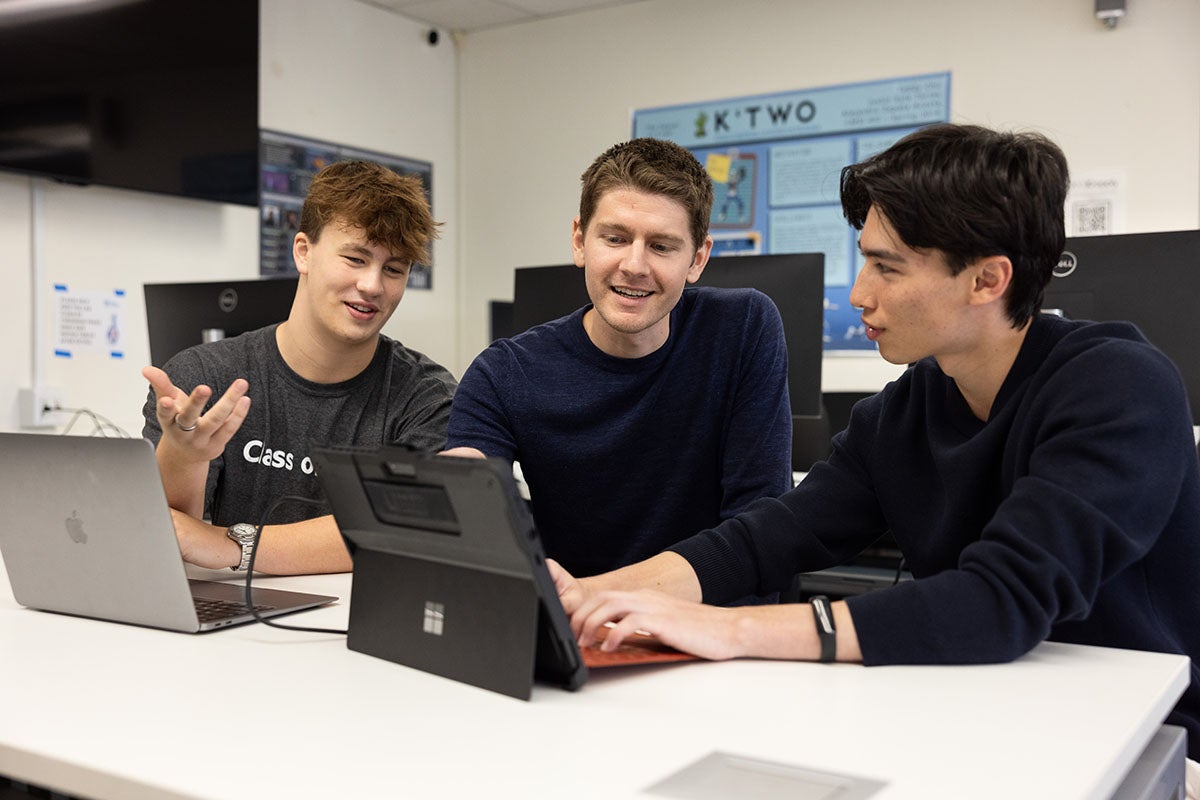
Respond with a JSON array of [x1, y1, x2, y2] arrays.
[[143, 325, 457, 527]]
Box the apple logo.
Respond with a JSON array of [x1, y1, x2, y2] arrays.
[[65, 511, 87, 544]]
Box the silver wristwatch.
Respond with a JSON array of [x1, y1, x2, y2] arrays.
[[226, 523, 258, 572]]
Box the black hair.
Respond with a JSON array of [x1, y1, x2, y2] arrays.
[[840, 124, 1069, 327]]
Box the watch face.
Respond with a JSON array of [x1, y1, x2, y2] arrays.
[[228, 523, 258, 544]]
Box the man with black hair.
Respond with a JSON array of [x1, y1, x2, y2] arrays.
[[555, 124, 1200, 777]]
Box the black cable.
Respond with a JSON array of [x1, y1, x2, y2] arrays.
[[893, 557, 907, 586], [244, 494, 348, 635]]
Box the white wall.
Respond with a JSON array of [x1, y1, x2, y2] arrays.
[[0, 177, 34, 431], [456, 0, 1200, 390], [0, 164, 262, 438], [260, 0, 459, 370], [4, 0, 1197, 436], [0, 0, 459, 437]]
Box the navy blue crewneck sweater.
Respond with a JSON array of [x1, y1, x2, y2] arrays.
[[673, 313, 1200, 757], [448, 286, 793, 577]]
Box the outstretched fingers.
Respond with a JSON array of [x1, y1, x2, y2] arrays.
[[142, 366, 250, 461], [182, 379, 251, 454]]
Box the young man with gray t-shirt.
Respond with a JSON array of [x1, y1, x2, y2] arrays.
[[142, 161, 456, 575]]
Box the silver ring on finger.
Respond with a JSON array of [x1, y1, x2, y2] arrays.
[[173, 413, 199, 432]]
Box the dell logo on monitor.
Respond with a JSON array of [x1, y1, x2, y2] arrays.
[[1054, 251, 1078, 278], [218, 288, 239, 312]]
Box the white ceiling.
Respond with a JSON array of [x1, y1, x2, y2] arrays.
[[357, 0, 650, 33]]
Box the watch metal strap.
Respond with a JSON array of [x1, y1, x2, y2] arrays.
[[234, 539, 253, 572], [227, 524, 256, 572]]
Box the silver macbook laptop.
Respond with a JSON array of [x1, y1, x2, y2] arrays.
[[0, 433, 336, 632]]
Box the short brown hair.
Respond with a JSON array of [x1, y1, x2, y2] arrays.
[[299, 160, 441, 265], [579, 138, 713, 251]]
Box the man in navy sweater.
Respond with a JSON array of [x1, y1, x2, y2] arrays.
[[445, 139, 792, 579], [555, 124, 1200, 771]]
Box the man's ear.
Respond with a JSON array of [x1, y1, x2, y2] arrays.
[[571, 216, 586, 269], [686, 235, 714, 284], [969, 255, 1013, 306], [293, 232, 312, 276]]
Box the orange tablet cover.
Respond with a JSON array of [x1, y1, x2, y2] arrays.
[[580, 628, 702, 668]]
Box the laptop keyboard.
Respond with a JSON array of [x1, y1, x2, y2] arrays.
[[193, 596, 275, 623]]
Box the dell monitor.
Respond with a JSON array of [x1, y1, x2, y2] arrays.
[[1044, 229, 1200, 424], [143, 278, 298, 367], [510, 253, 825, 421]]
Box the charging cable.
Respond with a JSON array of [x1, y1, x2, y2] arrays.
[[244, 494, 348, 635]]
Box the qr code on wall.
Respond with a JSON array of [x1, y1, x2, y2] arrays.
[[1072, 201, 1112, 235]]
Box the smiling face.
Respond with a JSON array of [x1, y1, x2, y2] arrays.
[[849, 206, 979, 368], [292, 217, 412, 349], [572, 187, 712, 358]]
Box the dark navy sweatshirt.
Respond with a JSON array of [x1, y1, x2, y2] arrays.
[[673, 313, 1200, 757]]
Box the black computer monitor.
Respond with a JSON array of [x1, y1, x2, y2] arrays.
[[1044, 230, 1200, 424], [510, 253, 825, 420], [143, 278, 298, 367], [489, 300, 516, 342]]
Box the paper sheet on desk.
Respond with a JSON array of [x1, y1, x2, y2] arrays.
[[581, 627, 702, 668]]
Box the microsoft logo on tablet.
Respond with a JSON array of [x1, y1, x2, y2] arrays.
[[422, 601, 445, 636]]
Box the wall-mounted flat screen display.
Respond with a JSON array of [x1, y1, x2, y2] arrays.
[[0, 0, 259, 206]]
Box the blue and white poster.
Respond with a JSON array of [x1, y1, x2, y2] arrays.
[[53, 285, 127, 360], [633, 73, 950, 351]]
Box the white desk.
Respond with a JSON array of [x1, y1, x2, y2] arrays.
[[0, 557, 1188, 800]]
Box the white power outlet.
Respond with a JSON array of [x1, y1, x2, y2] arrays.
[[18, 387, 66, 429]]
